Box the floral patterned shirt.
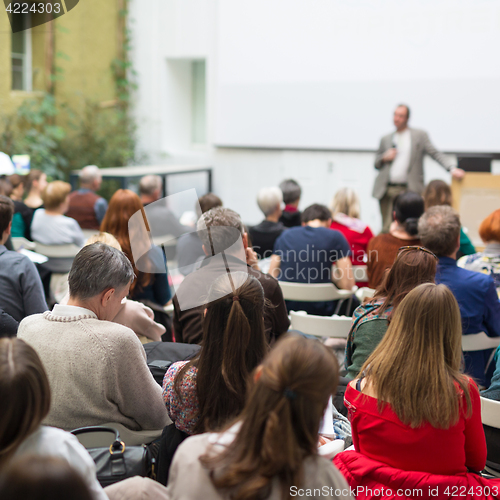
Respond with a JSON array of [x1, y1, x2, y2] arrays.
[[162, 361, 199, 434]]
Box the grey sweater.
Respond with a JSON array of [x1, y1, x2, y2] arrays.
[[18, 305, 169, 431]]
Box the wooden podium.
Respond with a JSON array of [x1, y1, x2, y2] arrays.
[[452, 173, 500, 249]]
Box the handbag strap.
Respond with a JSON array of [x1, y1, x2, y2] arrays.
[[71, 426, 124, 454]]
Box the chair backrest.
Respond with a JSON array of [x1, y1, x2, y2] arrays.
[[34, 243, 81, 258], [12, 237, 36, 251], [279, 281, 355, 302], [481, 397, 500, 429], [355, 287, 376, 302], [352, 265, 368, 283], [290, 311, 352, 338], [462, 332, 500, 352]]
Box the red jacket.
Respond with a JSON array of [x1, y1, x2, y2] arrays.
[[334, 451, 500, 500]]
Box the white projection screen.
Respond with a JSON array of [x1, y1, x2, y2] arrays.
[[215, 0, 500, 152]]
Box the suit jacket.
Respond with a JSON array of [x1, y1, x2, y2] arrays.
[[372, 128, 456, 199]]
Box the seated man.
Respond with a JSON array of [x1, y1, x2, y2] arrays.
[[18, 243, 169, 431], [419, 206, 500, 387], [176, 193, 222, 276], [249, 187, 286, 259], [0, 196, 48, 323], [66, 165, 108, 230], [279, 179, 302, 228], [139, 174, 187, 236], [269, 204, 355, 316], [173, 207, 290, 344]]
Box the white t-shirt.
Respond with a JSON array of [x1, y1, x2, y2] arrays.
[[14, 426, 108, 500], [31, 209, 85, 247], [389, 129, 412, 184]]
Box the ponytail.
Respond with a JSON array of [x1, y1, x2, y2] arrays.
[[403, 217, 419, 236]]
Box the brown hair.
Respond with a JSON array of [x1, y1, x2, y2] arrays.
[[0, 456, 93, 500], [41, 181, 71, 210], [100, 189, 150, 295], [197, 193, 222, 217], [0, 338, 51, 469], [479, 209, 500, 244], [175, 272, 267, 434], [25, 170, 45, 194], [8, 174, 25, 190], [373, 247, 437, 316], [200, 334, 339, 500], [0, 178, 12, 197], [423, 179, 452, 211], [0, 195, 14, 236], [418, 205, 461, 257], [360, 283, 472, 429]]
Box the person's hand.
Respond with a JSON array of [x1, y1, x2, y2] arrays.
[[246, 247, 260, 270], [451, 167, 465, 180], [382, 148, 397, 162], [318, 435, 334, 447]]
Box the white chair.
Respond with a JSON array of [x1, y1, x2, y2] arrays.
[[278, 282, 356, 302], [34, 243, 81, 258], [318, 439, 345, 460], [352, 265, 368, 283], [462, 333, 500, 352], [12, 237, 36, 251], [480, 397, 500, 477], [81, 229, 99, 242], [290, 311, 352, 339], [355, 287, 376, 302]]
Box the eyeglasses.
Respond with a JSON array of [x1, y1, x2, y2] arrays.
[[398, 246, 438, 261]]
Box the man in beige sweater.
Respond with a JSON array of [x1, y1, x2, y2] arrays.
[[18, 243, 169, 432]]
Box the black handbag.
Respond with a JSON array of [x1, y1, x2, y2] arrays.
[[71, 426, 157, 487]]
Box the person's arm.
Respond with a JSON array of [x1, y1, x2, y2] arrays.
[[0, 308, 18, 337], [464, 379, 487, 472], [20, 258, 49, 317], [374, 136, 395, 170], [332, 257, 355, 290], [421, 131, 464, 178], [482, 279, 500, 338], [111, 331, 169, 430], [459, 228, 476, 257], [94, 197, 108, 224], [268, 254, 281, 279], [151, 272, 172, 307]]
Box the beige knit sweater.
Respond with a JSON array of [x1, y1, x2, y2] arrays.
[[18, 306, 169, 432]]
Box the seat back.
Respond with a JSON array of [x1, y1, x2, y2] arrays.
[[462, 332, 500, 352], [481, 397, 500, 429], [290, 311, 352, 338], [355, 287, 376, 302], [279, 281, 355, 302], [34, 243, 81, 258], [12, 237, 36, 251]]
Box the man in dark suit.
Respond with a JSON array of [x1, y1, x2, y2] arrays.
[[373, 104, 465, 232]]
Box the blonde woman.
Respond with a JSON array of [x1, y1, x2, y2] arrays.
[[336, 284, 486, 482], [330, 187, 374, 287]]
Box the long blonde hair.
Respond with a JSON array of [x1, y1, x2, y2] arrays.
[[330, 187, 360, 219], [359, 283, 472, 429]]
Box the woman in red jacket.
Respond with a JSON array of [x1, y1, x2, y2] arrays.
[[343, 283, 486, 476]]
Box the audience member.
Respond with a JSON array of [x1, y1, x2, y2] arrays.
[[176, 193, 223, 276], [0, 196, 48, 323], [8, 174, 32, 239], [24, 169, 47, 209], [419, 206, 500, 386], [165, 272, 267, 435], [139, 174, 187, 237], [345, 246, 437, 379], [0, 337, 168, 500], [366, 191, 423, 289], [336, 284, 486, 488], [458, 208, 500, 296], [270, 204, 355, 316], [167, 334, 352, 500], [0, 308, 19, 337], [66, 165, 108, 230], [101, 189, 171, 308], [279, 178, 302, 227], [173, 207, 289, 344], [31, 181, 85, 247], [423, 179, 475, 257], [249, 186, 286, 259], [18, 243, 168, 431], [330, 187, 374, 287]]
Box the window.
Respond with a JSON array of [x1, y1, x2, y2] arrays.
[[191, 60, 206, 144], [11, 15, 32, 91]]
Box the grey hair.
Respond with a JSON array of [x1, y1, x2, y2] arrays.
[[197, 207, 244, 255], [257, 187, 282, 217], [330, 187, 360, 219], [418, 206, 461, 257], [279, 179, 301, 205], [79, 165, 101, 185], [68, 243, 134, 300], [139, 175, 162, 196]]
